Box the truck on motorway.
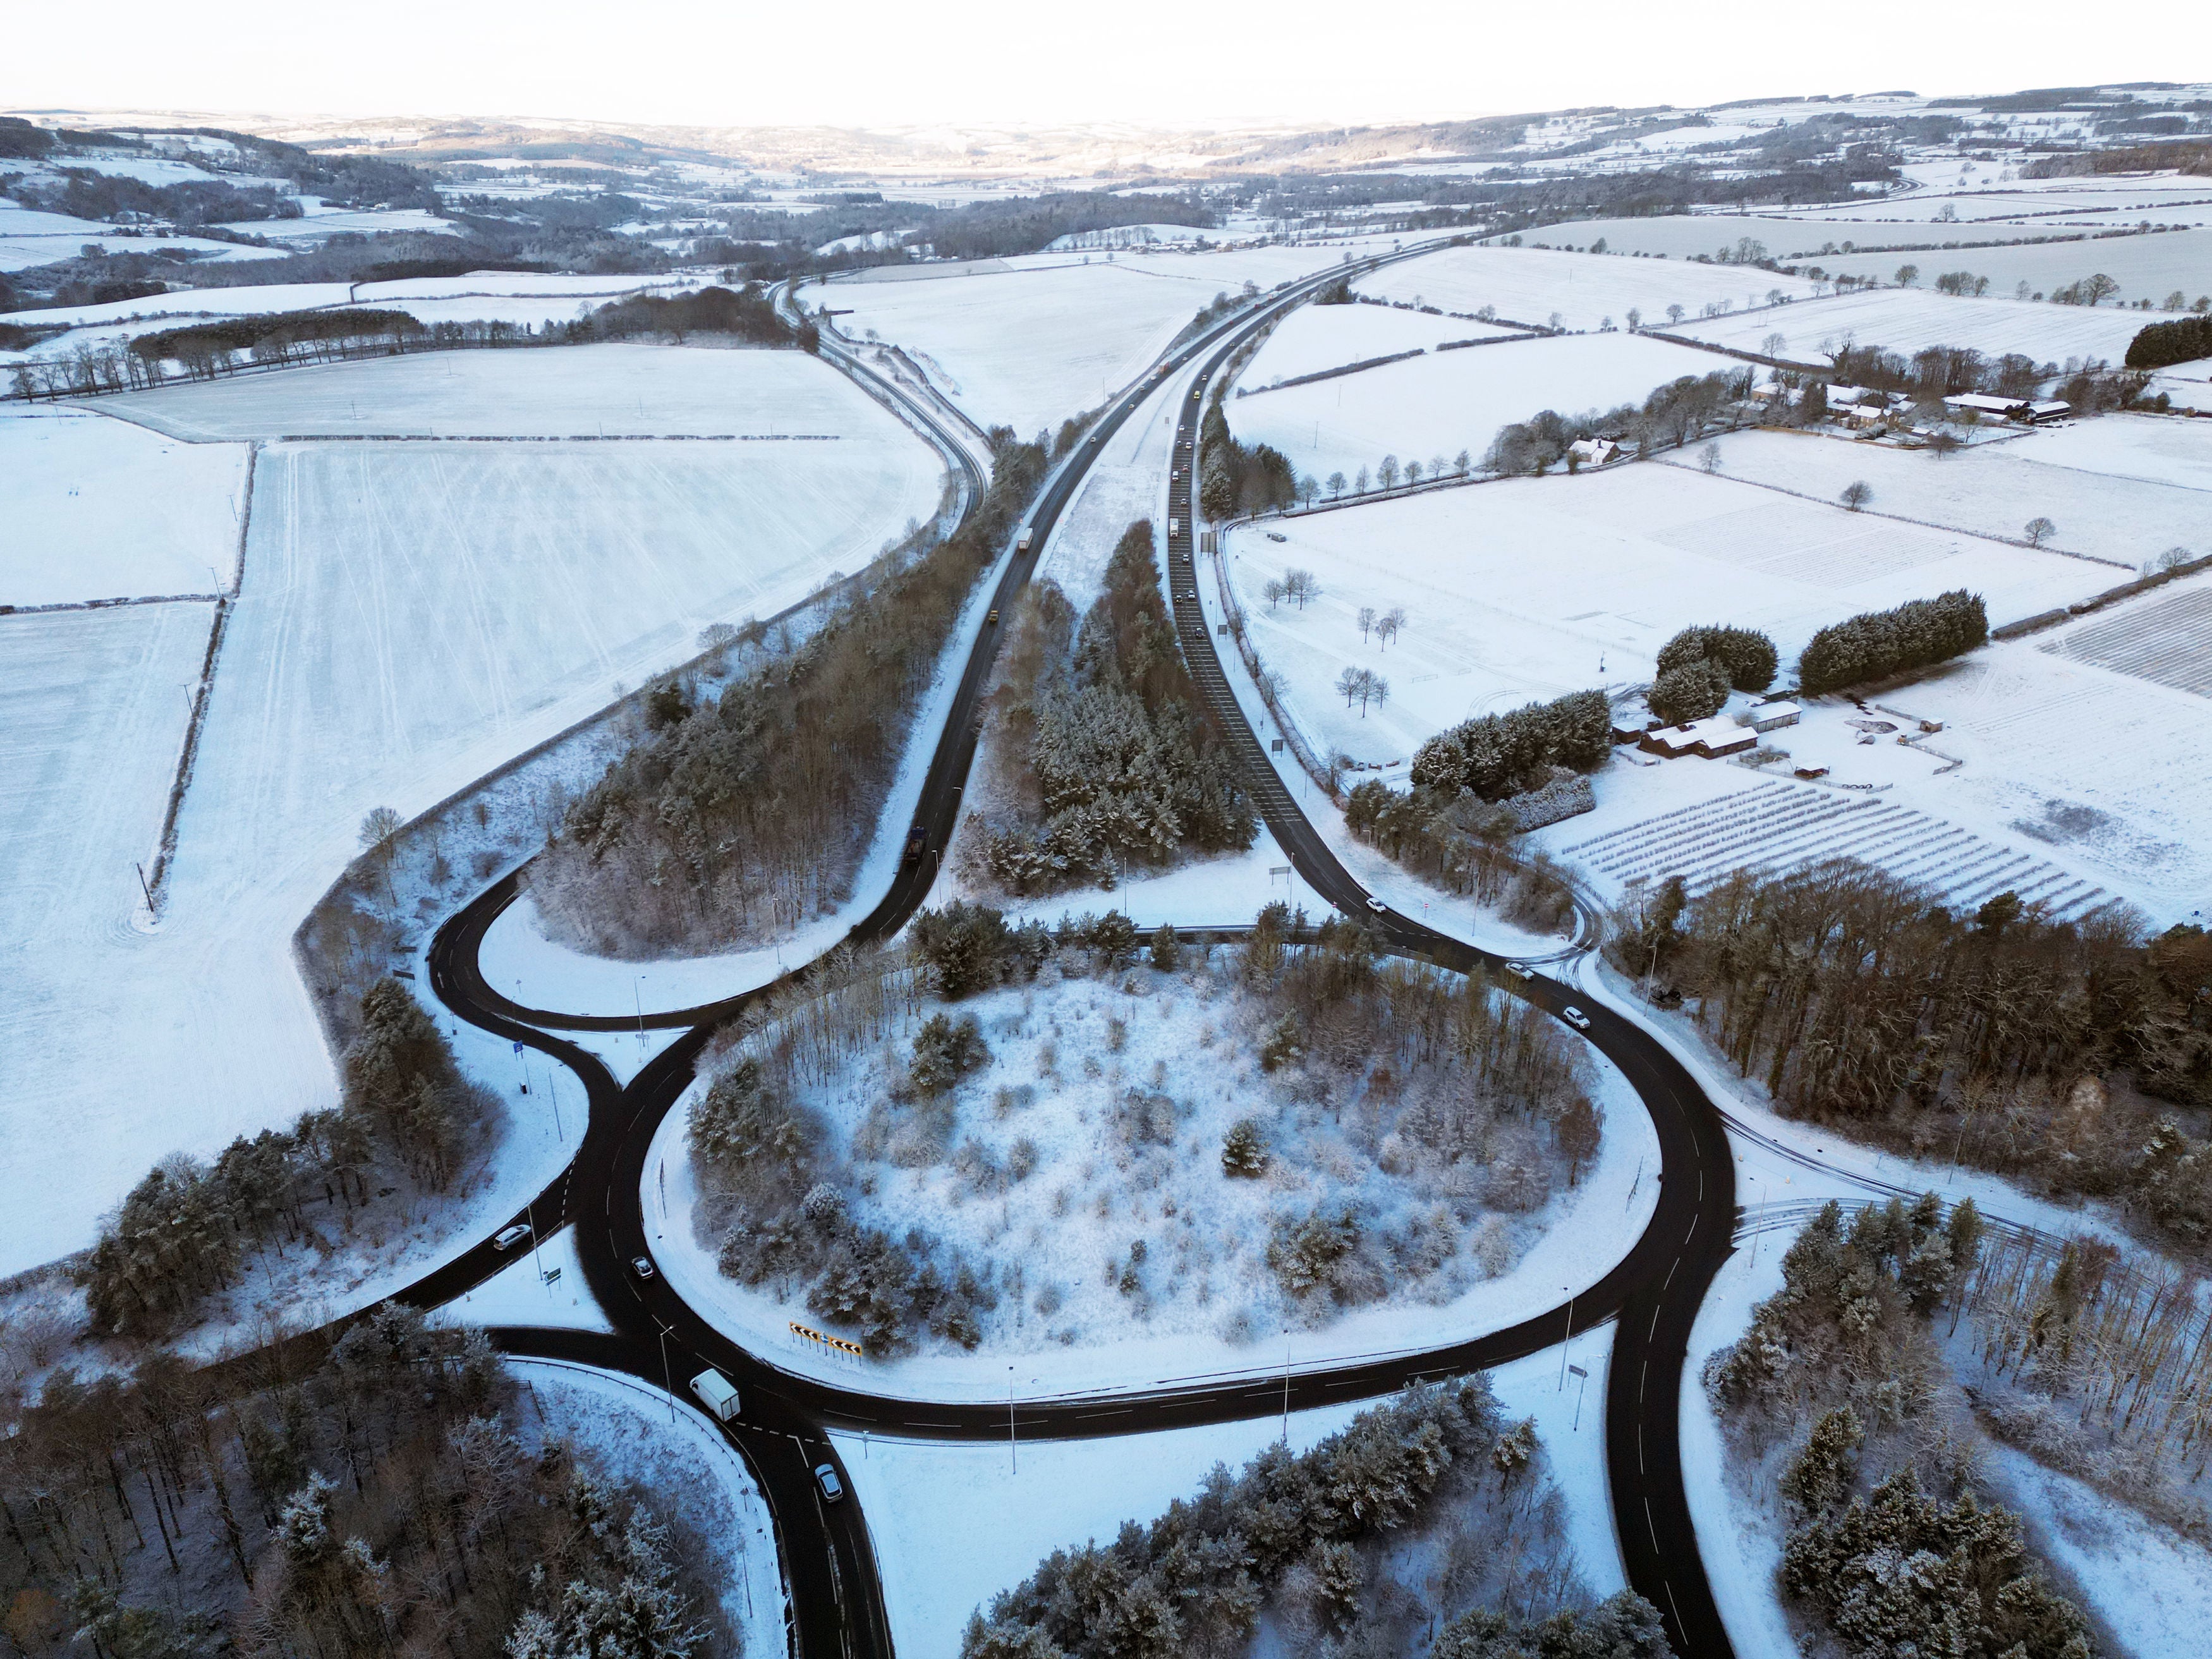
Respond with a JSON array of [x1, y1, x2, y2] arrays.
[[1016, 528, 1034, 552], [690, 1369, 741, 1422]]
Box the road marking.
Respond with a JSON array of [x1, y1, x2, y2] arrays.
[[1639, 1361, 1648, 1404], [1645, 1496, 1660, 1550], [1638, 1423, 1646, 1469]]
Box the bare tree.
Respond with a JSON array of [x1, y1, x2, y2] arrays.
[[1840, 480, 1873, 513], [1626, 307, 1642, 332], [1263, 577, 1287, 609], [1285, 569, 1320, 609], [1761, 331, 1788, 360], [2023, 516, 2055, 549], [1666, 303, 1686, 325], [1378, 455, 1401, 490], [1358, 606, 1376, 641], [1377, 606, 1406, 648], [1895, 264, 1920, 287], [1327, 471, 1347, 498], [1699, 442, 1723, 475], [1453, 449, 1471, 476], [2156, 545, 2193, 573]]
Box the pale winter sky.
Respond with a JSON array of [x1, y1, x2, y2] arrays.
[[4, 0, 2201, 132]]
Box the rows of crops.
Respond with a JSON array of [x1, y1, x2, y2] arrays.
[[1559, 779, 2115, 920]]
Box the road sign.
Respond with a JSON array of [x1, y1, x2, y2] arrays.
[[1568, 1364, 1587, 1378], [512, 1040, 524, 1055]]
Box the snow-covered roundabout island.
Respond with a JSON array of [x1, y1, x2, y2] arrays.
[[645, 909, 1658, 1400]]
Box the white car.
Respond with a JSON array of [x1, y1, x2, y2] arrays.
[[1504, 961, 1531, 978], [1561, 1006, 1592, 1031], [494, 1224, 531, 1251], [1364, 896, 1387, 915], [815, 1463, 845, 1503]]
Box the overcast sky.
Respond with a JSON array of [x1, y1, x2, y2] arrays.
[[5, 0, 2201, 132]]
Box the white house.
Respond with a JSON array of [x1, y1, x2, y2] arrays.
[[1569, 437, 1621, 467]]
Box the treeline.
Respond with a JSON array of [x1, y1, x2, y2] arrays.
[[1708, 1199, 2091, 1659], [531, 432, 1043, 957], [2127, 313, 2212, 369], [921, 191, 1214, 262], [1411, 690, 1612, 799], [1330, 690, 1606, 932], [586, 283, 787, 345], [1, 166, 302, 228], [963, 1380, 1672, 1659], [1483, 368, 1750, 474], [0, 1306, 722, 1659], [80, 978, 493, 1337], [1797, 589, 1985, 695], [1828, 341, 2050, 400], [1199, 396, 1301, 516], [963, 520, 1256, 894], [131, 307, 425, 376], [1618, 859, 2212, 1246]]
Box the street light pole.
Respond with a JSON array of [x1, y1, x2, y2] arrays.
[[657, 1323, 676, 1423], [1559, 1292, 1574, 1389], [1008, 1366, 1017, 1474]]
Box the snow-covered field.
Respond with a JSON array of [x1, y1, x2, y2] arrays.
[[817, 237, 1409, 435], [95, 341, 875, 439], [1812, 228, 2212, 309], [648, 970, 1658, 1401], [1, 270, 695, 334], [1218, 461, 2111, 770], [0, 202, 284, 270], [1234, 303, 1522, 390], [0, 604, 209, 1272], [0, 406, 251, 604], [1227, 333, 1731, 486], [0, 347, 945, 1277], [1669, 286, 2152, 367], [1688, 418, 2211, 571], [1353, 243, 1819, 331]]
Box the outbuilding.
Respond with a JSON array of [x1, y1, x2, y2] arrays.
[[1749, 701, 1801, 733]]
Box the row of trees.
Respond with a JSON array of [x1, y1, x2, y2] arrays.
[[1616, 858, 2212, 1244], [532, 429, 1045, 956], [1411, 691, 1612, 801], [1796, 589, 1986, 695], [962, 520, 1256, 895], [1, 1308, 721, 1659], [2127, 313, 2212, 369], [1482, 368, 1751, 475], [1198, 396, 1301, 518], [80, 979, 492, 1337]]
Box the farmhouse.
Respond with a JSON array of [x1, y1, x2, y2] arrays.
[[1569, 437, 1622, 467]]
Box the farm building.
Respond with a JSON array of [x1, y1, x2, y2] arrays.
[[1569, 437, 1622, 467], [1641, 715, 1758, 758], [1749, 701, 1802, 733]]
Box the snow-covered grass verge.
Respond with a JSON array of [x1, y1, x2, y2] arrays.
[[0, 407, 251, 604], [513, 1358, 786, 1655], [650, 951, 1655, 1401]]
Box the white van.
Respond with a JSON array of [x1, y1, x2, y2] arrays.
[[690, 1369, 741, 1423]]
